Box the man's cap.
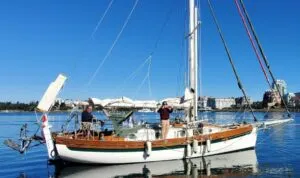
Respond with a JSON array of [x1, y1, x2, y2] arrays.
[[162, 101, 168, 105]]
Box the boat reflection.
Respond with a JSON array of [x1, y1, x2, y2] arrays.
[[54, 149, 258, 178]]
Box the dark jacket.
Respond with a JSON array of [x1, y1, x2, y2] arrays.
[[81, 111, 94, 122], [158, 107, 173, 120]]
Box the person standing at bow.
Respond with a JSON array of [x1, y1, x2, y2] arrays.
[[157, 101, 173, 139]]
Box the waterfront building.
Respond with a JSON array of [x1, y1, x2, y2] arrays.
[[262, 90, 281, 108], [272, 79, 287, 97], [285, 93, 296, 107], [235, 97, 252, 107], [290, 93, 300, 108], [207, 98, 236, 109], [198, 96, 209, 108], [55, 98, 64, 105], [294, 92, 300, 97]]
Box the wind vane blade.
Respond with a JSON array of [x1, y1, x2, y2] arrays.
[[37, 74, 67, 112]]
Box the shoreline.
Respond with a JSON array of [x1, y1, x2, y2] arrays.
[[213, 108, 300, 113], [1, 108, 300, 113]]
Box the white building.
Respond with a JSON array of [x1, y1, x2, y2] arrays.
[[208, 98, 236, 109], [235, 97, 252, 107], [273, 79, 287, 97], [199, 96, 209, 108], [286, 93, 296, 107]]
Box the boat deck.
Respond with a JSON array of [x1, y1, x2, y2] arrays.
[[53, 124, 253, 150]]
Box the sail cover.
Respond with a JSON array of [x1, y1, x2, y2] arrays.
[[37, 74, 67, 112]]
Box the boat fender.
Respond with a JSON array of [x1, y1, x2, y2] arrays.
[[192, 165, 198, 177], [206, 161, 211, 176], [186, 144, 192, 157], [145, 141, 152, 156], [206, 138, 211, 152], [192, 139, 198, 153]]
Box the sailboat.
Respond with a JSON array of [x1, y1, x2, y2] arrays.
[[4, 0, 293, 164], [38, 0, 258, 164]]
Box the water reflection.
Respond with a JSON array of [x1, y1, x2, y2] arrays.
[[54, 150, 258, 178]]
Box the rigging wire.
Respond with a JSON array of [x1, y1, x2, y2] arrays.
[[151, 7, 174, 56], [197, 0, 202, 98], [237, 0, 291, 117], [67, 0, 115, 96], [128, 56, 152, 81], [147, 58, 152, 97], [117, 6, 174, 97], [176, 1, 188, 96], [233, 0, 272, 90], [116, 56, 152, 95], [207, 0, 257, 122], [90, 0, 115, 40], [87, 0, 140, 87], [135, 58, 152, 97]]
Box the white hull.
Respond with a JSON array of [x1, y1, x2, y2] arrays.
[[58, 149, 258, 178], [56, 127, 257, 164]]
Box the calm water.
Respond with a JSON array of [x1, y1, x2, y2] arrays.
[[0, 111, 299, 178]]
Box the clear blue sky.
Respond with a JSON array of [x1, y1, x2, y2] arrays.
[[0, 0, 299, 102]]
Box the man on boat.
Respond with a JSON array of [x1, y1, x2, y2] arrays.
[[157, 101, 173, 139], [81, 105, 104, 137]]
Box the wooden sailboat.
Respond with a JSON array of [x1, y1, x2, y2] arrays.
[[36, 72, 257, 164], [34, 0, 259, 164]]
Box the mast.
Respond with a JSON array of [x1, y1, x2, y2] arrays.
[[194, 6, 198, 120], [188, 0, 198, 122]]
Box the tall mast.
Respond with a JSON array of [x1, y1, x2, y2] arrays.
[[194, 6, 198, 120], [188, 0, 198, 122]]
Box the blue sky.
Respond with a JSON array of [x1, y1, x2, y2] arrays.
[[0, 0, 299, 102]]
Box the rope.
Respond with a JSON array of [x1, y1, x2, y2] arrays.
[[207, 0, 257, 122], [234, 0, 272, 89], [238, 0, 291, 117], [90, 0, 115, 40], [87, 0, 140, 86]]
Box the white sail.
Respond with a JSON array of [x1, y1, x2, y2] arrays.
[[37, 74, 67, 112]]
